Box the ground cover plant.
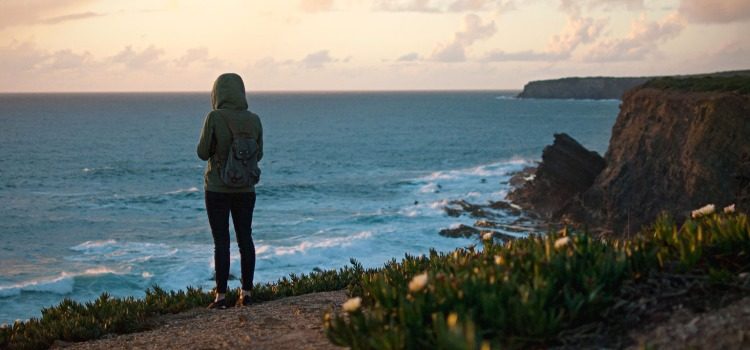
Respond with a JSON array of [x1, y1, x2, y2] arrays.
[[0, 265, 364, 349], [642, 75, 750, 94], [1, 207, 747, 349], [325, 207, 749, 349]]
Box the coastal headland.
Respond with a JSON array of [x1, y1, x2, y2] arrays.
[[3, 74, 750, 350]]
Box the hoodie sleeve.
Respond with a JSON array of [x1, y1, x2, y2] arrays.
[[196, 113, 214, 161]]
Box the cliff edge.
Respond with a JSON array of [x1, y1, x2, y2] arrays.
[[517, 70, 750, 100], [582, 82, 750, 235], [510, 75, 750, 236]]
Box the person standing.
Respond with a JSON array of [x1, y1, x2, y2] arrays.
[[197, 73, 263, 309]]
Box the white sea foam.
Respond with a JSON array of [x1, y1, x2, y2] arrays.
[[270, 231, 373, 257], [69, 240, 178, 263], [165, 187, 199, 195], [0, 268, 121, 298]]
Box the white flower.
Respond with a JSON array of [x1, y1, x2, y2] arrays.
[[494, 255, 504, 265], [554, 236, 570, 249], [724, 204, 736, 214], [691, 204, 715, 218], [408, 272, 429, 292], [446, 312, 458, 328], [342, 297, 361, 313], [481, 231, 494, 241]]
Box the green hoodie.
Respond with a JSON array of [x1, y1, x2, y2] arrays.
[[197, 73, 263, 193]]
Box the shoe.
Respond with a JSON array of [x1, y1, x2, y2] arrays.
[[236, 296, 251, 307], [207, 299, 228, 310]]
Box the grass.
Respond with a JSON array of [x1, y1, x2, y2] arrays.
[[1, 211, 747, 349], [642, 75, 750, 94]]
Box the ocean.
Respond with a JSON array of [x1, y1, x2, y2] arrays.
[[0, 91, 619, 323]]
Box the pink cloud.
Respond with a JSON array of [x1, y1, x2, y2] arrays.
[[483, 16, 606, 62], [0, 0, 99, 29], [585, 12, 685, 62], [679, 0, 750, 23], [432, 14, 496, 62]]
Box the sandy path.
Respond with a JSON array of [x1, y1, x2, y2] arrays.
[[57, 290, 348, 350]]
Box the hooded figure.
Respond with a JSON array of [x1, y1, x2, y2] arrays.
[[197, 73, 263, 309]]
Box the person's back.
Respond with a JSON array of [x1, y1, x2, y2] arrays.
[[197, 73, 263, 309]]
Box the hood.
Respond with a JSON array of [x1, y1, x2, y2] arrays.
[[211, 73, 248, 111]]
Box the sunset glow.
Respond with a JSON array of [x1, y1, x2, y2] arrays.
[[1, 0, 748, 92]]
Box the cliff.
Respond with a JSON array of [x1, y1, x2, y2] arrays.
[[509, 75, 750, 236], [517, 70, 750, 100], [517, 77, 649, 99], [580, 83, 750, 235]]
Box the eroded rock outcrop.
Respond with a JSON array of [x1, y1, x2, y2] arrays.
[[507, 133, 605, 219], [581, 87, 750, 235]]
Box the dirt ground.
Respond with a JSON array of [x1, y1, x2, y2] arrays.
[[54, 290, 348, 350], [51, 287, 750, 349]]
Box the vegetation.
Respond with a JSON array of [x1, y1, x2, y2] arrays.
[[1, 210, 747, 349], [0, 265, 364, 349], [642, 75, 750, 94], [324, 210, 749, 349]]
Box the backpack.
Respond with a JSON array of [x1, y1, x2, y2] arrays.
[[217, 112, 261, 187]]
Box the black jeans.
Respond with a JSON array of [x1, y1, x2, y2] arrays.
[[205, 191, 256, 293]]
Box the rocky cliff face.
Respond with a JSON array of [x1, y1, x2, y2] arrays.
[[518, 77, 649, 100], [580, 88, 750, 235], [507, 133, 605, 219], [509, 84, 750, 236]]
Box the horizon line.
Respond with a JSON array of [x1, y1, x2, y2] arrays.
[[0, 88, 523, 94]]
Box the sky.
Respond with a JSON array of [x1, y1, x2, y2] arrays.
[[0, 0, 748, 92]]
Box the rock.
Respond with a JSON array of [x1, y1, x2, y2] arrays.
[[438, 225, 479, 238], [488, 200, 522, 215], [445, 199, 495, 219], [507, 133, 605, 220], [508, 166, 537, 188], [580, 85, 750, 235]]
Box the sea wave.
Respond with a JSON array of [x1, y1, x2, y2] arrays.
[[69, 240, 178, 263], [0, 267, 121, 298], [268, 231, 374, 257]]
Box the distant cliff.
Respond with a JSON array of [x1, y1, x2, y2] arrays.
[[517, 77, 649, 100], [517, 70, 750, 100], [509, 75, 750, 236]]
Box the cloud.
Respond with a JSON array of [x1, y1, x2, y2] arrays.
[[46, 49, 96, 70], [299, 0, 335, 13], [0, 0, 98, 29], [586, 12, 685, 62], [39, 11, 104, 24], [431, 14, 496, 62], [483, 50, 567, 62], [397, 52, 421, 61], [559, 0, 644, 16], [301, 50, 338, 68], [110, 45, 166, 70], [547, 16, 607, 54], [174, 47, 225, 68], [375, 0, 513, 13], [483, 15, 605, 62], [0, 41, 50, 73], [679, 0, 750, 23]]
